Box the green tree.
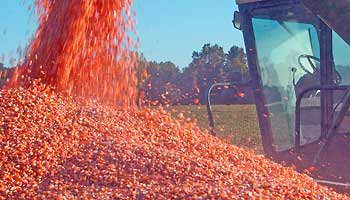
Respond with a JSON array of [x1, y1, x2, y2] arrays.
[[183, 43, 226, 103], [224, 45, 248, 81], [145, 61, 181, 105], [139, 43, 250, 105], [135, 53, 149, 106]]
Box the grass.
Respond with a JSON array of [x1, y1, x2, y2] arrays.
[[163, 104, 263, 153]]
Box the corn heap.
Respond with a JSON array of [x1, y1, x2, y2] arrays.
[[0, 86, 347, 199]]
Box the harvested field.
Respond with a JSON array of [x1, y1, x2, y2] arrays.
[[0, 86, 347, 199], [166, 105, 262, 153]]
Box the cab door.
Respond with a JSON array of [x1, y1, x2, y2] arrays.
[[240, 2, 322, 153]]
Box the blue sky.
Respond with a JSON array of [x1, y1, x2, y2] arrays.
[[0, 1, 36, 66], [134, 0, 244, 68], [0, 0, 244, 68]]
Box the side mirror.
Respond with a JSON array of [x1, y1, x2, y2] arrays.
[[233, 11, 242, 30]]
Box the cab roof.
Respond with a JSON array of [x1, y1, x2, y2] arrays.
[[236, 0, 268, 4], [235, 0, 350, 45]]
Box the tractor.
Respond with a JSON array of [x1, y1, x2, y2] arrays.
[[207, 0, 350, 191]]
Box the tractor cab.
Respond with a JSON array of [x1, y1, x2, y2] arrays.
[[207, 0, 350, 190]]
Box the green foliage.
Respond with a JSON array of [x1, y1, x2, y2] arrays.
[[141, 43, 251, 105], [225, 45, 248, 79], [145, 61, 182, 105], [0, 63, 13, 87], [183, 44, 226, 102]]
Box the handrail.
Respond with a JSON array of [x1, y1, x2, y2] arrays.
[[295, 84, 350, 150], [206, 80, 252, 136], [312, 90, 350, 165]]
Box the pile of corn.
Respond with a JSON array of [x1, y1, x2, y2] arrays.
[[0, 86, 346, 199]]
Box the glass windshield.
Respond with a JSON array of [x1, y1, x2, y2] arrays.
[[333, 31, 350, 134], [252, 16, 320, 152], [334, 32, 350, 85]]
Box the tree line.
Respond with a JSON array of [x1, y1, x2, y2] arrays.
[[0, 63, 15, 86], [137, 43, 254, 106], [0, 43, 254, 105]]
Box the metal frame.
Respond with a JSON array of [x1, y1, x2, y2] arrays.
[[236, 0, 336, 157], [319, 22, 334, 141], [237, 0, 308, 157], [225, 0, 350, 189], [207, 0, 343, 159], [240, 8, 276, 156]]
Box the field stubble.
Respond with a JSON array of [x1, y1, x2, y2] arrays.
[[164, 104, 262, 153]]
